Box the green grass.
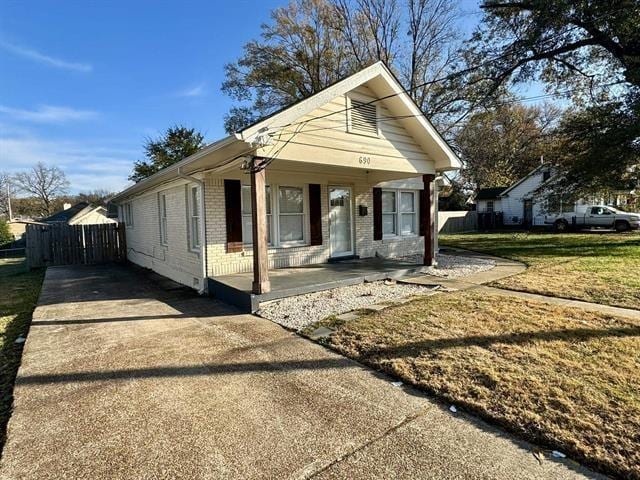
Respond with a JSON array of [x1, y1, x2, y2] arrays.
[[314, 291, 640, 479], [440, 232, 640, 309], [0, 258, 44, 455]]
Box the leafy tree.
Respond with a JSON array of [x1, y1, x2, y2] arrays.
[[13, 162, 70, 216], [456, 103, 561, 189], [129, 126, 205, 183], [76, 189, 116, 206], [468, 0, 640, 195], [0, 172, 10, 219], [222, 0, 499, 134], [0, 219, 11, 246]]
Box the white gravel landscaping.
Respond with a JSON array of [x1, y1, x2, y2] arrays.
[[258, 281, 436, 331], [258, 253, 496, 331], [402, 253, 496, 279]]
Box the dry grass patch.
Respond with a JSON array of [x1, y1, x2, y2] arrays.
[[440, 232, 640, 309], [316, 291, 640, 479], [0, 258, 44, 455]]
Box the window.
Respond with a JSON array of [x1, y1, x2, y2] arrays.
[[123, 202, 133, 227], [241, 185, 272, 245], [382, 191, 397, 235], [543, 170, 551, 182], [400, 191, 417, 235], [159, 193, 168, 245], [279, 186, 304, 244], [241, 183, 306, 247], [347, 97, 378, 136], [382, 189, 420, 237], [188, 185, 201, 251], [486, 200, 494, 213], [591, 206, 611, 215]]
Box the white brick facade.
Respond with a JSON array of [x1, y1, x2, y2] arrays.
[[121, 173, 435, 289], [121, 180, 203, 289]]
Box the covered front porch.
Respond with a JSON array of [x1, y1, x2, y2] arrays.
[[207, 255, 431, 312]]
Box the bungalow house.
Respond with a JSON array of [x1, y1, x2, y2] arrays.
[[111, 62, 461, 304], [43, 202, 116, 225]]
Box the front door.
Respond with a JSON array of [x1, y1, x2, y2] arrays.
[[523, 199, 533, 228], [329, 187, 353, 258]]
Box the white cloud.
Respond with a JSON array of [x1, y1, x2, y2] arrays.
[[176, 83, 206, 97], [0, 136, 136, 193], [0, 105, 98, 123], [0, 40, 92, 72]]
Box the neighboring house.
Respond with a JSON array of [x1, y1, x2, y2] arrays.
[[111, 61, 461, 294], [42, 202, 116, 225], [480, 164, 638, 227], [474, 187, 508, 213]]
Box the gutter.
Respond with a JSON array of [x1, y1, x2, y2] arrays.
[[177, 167, 208, 295]]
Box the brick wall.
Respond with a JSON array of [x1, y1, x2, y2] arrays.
[[121, 173, 435, 286], [205, 175, 428, 277], [123, 180, 203, 289]]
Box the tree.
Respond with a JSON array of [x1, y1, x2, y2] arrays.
[[13, 162, 70, 216], [76, 189, 116, 206], [467, 0, 640, 194], [0, 172, 10, 219], [0, 219, 11, 247], [221, 0, 498, 134], [456, 103, 561, 189], [129, 126, 205, 183]]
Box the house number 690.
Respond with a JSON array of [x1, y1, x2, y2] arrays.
[[359, 156, 371, 165]]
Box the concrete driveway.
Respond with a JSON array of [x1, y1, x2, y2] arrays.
[[0, 265, 601, 480]]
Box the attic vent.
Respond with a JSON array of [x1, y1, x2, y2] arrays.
[[349, 99, 378, 136]]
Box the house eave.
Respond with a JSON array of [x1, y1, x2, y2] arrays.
[[111, 135, 242, 203]]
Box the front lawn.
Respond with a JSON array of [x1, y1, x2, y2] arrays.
[[310, 291, 640, 479], [0, 258, 44, 455], [440, 232, 640, 309]]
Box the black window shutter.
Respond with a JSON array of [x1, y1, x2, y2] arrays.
[[309, 184, 322, 246], [224, 179, 243, 253], [419, 189, 426, 236], [373, 187, 382, 241]]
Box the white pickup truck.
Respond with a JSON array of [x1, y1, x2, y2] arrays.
[[546, 205, 640, 232]]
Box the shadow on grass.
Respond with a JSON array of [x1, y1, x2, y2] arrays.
[[0, 263, 44, 458], [366, 325, 640, 357]]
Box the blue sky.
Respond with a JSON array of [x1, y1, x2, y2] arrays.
[[1, 0, 490, 194]]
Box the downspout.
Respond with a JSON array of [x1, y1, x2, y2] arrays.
[[178, 167, 208, 294]]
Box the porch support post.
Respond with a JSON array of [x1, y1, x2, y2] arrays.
[[422, 174, 436, 266], [251, 157, 271, 294]]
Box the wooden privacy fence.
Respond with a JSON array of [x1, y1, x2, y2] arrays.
[[26, 223, 126, 268], [438, 211, 478, 234]]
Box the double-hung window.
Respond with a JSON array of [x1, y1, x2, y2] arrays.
[[486, 200, 494, 213], [400, 191, 417, 235], [382, 191, 397, 235], [278, 186, 304, 244], [188, 185, 201, 251], [159, 193, 168, 245], [123, 202, 134, 227], [382, 189, 419, 237], [241, 183, 306, 247], [241, 185, 272, 245]]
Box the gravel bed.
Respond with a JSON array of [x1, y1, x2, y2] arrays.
[[258, 281, 436, 331], [401, 253, 495, 278], [258, 254, 496, 331]]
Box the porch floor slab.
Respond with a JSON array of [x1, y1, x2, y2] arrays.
[[208, 257, 430, 312]]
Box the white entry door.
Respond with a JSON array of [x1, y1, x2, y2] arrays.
[[329, 186, 354, 257]]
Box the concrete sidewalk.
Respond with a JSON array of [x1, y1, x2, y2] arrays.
[[407, 248, 640, 321], [0, 265, 602, 479]]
